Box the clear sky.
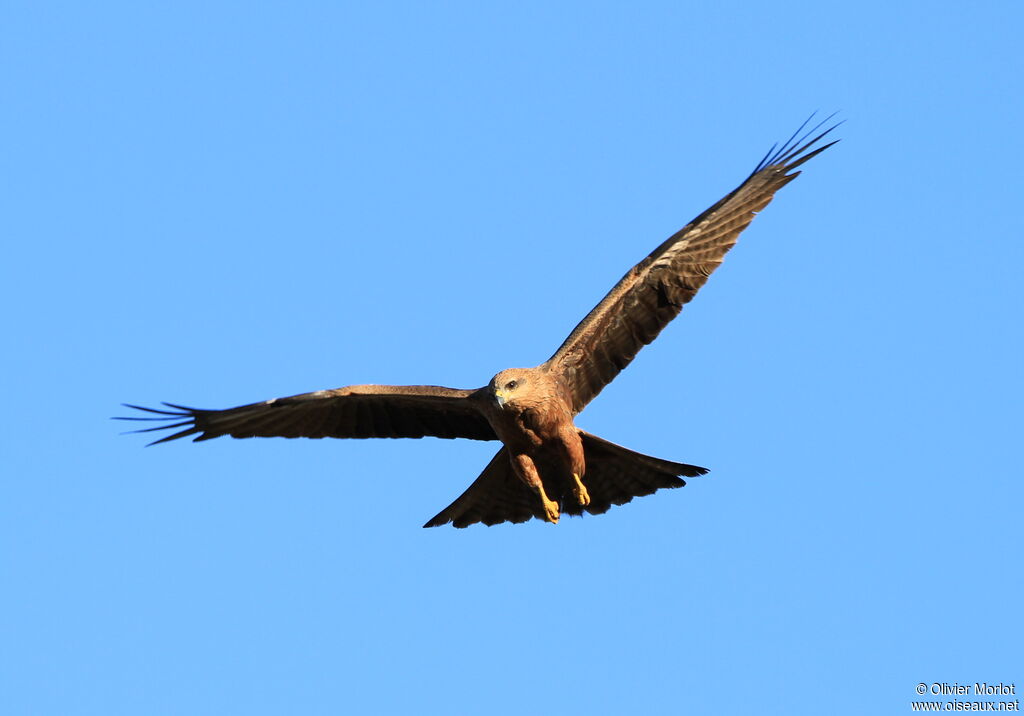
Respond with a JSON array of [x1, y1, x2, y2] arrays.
[[3, 2, 1022, 714]]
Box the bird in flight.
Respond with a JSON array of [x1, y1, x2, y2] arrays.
[[120, 117, 838, 528]]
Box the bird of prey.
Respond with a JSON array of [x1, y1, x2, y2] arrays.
[[120, 118, 838, 528]]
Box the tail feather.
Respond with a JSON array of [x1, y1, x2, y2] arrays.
[[423, 432, 707, 528], [562, 431, 708, 516], [423, 448, 544, 528]]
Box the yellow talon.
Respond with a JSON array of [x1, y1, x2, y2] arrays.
[[573, 473, 591, 507], [529, 479, 560, 524], [542, 498, 560, 524]]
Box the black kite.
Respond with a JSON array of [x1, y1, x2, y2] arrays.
[[121, 119, 838, 528]]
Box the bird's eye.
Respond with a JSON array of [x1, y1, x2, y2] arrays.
[[506, 380, 518, 390]]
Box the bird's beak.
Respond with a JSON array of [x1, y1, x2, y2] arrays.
[[494, 389, 509, 408]]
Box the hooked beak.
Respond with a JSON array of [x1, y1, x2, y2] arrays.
[[494, 389, 509, 408]]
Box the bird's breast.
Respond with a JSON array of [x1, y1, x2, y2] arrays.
[[486, 402, 567, 451]]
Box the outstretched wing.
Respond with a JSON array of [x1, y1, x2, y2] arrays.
[[544, 117, 839, 413], [118, 384, 496, 445]]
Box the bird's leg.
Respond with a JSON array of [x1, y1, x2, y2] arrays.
[[559, 427, 590, 507], [510, 452, 560, 524], [572, 473, 590, 507]]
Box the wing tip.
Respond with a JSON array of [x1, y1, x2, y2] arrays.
[[115, 402, 203, 445], [753, 111, 842, 175]]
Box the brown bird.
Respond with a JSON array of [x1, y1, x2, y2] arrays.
[[120, 118, 838, 528]]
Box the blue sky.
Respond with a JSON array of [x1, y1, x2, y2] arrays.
[[3, 2, 1022, 714]]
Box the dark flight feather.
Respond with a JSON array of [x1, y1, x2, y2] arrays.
[[117, 386, 497, 446], [543, 118, 840, 413]]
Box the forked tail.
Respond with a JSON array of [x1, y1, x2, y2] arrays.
[[424, 431, 707, 528]]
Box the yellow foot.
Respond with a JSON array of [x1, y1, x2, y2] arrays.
[[572, 473, 591, 507], [542, 498, 560, 524]]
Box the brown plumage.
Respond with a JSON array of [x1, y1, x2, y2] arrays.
[[119, 118, 838, 528]]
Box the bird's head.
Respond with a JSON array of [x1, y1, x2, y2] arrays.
[[490, 368, 531, 410]]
